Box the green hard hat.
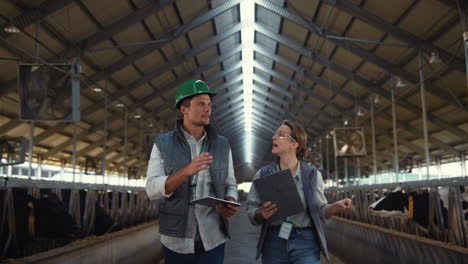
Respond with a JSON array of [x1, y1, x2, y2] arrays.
[[175, 80, 216, 108]]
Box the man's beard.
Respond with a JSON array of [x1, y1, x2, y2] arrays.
[[192, 120, 209, 126]]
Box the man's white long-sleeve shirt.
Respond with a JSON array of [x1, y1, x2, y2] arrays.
[[145, 129, 238, 253]]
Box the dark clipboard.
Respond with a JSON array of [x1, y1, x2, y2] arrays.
[[253, 169, 303, 222], [190, 196, 241, 207]]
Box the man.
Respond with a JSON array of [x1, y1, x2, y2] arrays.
[[145, 79, 238, 263]]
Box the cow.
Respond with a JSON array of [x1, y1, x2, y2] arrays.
[[1, 188, 80, 260], [369, 187, 468, 231], [78, 190, 121, 236]]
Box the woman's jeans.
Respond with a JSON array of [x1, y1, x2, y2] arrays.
[[262, 226, 321, 264]]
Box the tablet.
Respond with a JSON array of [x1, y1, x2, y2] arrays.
[[253, 169, 303, 222], [190, 196, 241, 207]]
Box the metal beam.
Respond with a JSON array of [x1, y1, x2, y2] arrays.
[[0, 0, 74, 39], [253, 53, 459, 156], [37, 45, 242, 150], [253, 40, 468, 142], [42, 60, 243, 159], [321, 0, 465, 73], [253, 6, 467, 112]]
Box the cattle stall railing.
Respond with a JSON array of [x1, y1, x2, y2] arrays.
[[0, 177, 158, 261], [324, 177, 468, 262]]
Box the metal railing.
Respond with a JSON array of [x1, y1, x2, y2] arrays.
[[0, 177, 158, 260], [325, 176, 468, 248]]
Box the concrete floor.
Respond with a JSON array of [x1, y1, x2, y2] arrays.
[[158, 204, 345, 263], [225, 204, 345, 264], [224, 204, 262, 264]]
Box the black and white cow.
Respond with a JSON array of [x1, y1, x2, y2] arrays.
[[369, 187, 468, 230]]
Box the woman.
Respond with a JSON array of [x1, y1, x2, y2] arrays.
[[246, 120, 352, 264]]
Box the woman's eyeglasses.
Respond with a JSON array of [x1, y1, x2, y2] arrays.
[[273, 132, 297, 143]]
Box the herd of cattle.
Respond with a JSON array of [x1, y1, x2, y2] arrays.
[[328, 183, 468, 247], [0, 187, 157, 260]]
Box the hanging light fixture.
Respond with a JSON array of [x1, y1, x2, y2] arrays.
[[4, 24, 20, 33], [148, 121, 153, 127], [357, 107, 364, 116], [343, 119, 349, 126], [134, 113, 141, 119], [429, 51, 441, 64], [373, 94, 380, 104], [93, 87, 102, 92], [116, 103, 124, 108], [396, 77, 407, 87]]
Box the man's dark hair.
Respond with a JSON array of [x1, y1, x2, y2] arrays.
[[180, 95, 194, 109]]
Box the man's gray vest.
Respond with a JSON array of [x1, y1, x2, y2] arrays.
[[255, 160, 330, 262], [155, 120, 231, 238]]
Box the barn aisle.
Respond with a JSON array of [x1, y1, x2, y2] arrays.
[[225, 204, 345, 264]]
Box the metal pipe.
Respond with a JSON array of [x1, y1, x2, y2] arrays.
[[334, 148, 339, 187], [437, 156, 442, 180], [138, 120, 143, 180], [326, 34, 412, 48], [390, 74, 399, 182], [418, 49, 431, 180], [37, 155, 42, 178], [60, 159, 65, 182], [28, 121, 35, 179], [124, 108, 128, 186], [463, 32, 468, 96], [354, 105, 361, 186], [30, 18, 40, 180], [418, 160, 422, 181], [318, 137, 324, 170], [370, 93, 377, 184], [102, 94, 108, 184], [326, 134, 330, 185], [34, 18, 41, 58], [344, 158, 348, 186], [72, 121, 78, 182], [461, 152, 466, 177]]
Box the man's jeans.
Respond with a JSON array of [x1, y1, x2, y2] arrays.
[[163, 243, 225, 264], [262, 226, 321, 264]]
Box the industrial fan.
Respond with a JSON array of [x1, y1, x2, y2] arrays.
[[0, 137, 28, 166], [18, 63, 80, 121], [332, 128, 366, 157]]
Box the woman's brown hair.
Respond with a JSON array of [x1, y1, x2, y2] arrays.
[[281, 120, 309, 160]]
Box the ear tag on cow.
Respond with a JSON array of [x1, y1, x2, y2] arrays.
[[278, 221, 293, 240]]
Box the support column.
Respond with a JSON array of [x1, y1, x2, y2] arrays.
[[28, 121, 35, 179], [326, 134, 330, 186], [370, 93, 377, 184], [390, 74, 399, 182], [437, 156, 442, 180], [344, 158, 348, 186], [418, 50, 431, 180], [463, 31, 468, 96], [461, 152, 466, 177], [72, 121, 78, 182], [123, 108, 128, 186]]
